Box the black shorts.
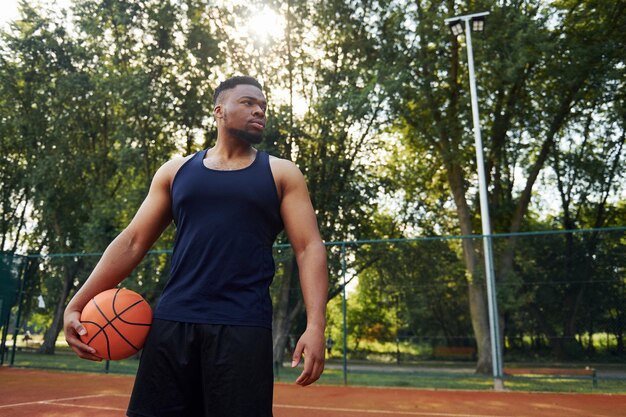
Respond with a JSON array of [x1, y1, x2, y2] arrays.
[[127, 319, 273, 417]]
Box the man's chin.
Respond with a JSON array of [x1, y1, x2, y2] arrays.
[[229, 128, 263, 144]]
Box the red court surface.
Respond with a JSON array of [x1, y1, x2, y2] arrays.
[[1, 367, 625, 416]]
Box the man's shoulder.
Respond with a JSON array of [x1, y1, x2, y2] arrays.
[[268, 154, 299, 173], [153, 153, 197, 187], [167, 153, 195, 167], [162, 153, 196, 172], [267, 155, 306, 189]]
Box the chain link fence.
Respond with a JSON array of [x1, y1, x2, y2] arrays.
[[1, 227, 625, 389]]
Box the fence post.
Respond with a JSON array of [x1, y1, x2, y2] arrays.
[[10, 257, 28, 366], [0, 254, 25, 366], [341, 243, 348, 386]]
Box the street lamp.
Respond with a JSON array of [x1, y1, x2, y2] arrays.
[[448, 20, 464, 36], [444, 11, 504, 391], [471, 15, 486, 32]]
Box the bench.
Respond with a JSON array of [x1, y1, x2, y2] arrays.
[[504, 367, 597, 388], [432, 346, 476, 360]]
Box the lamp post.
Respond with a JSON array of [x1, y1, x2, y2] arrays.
[[444, 11, 504, 391]]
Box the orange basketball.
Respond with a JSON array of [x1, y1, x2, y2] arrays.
[[80, 288, 152, 360]]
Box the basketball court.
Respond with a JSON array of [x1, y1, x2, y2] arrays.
[[1, 367, 625, 417]]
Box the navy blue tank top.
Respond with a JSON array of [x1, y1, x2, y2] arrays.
[[154, 149, 283, 328]]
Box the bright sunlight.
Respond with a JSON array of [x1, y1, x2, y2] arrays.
[[244, 6, 285, 44]]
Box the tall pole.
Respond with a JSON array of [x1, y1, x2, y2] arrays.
[[463, 16, 504, 391], [341, 244, 348, 386], [10, 256, 27, 367], [445, 11, 504, 390]]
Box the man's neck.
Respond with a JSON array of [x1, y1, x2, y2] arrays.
[[210, 137, 255, 159]]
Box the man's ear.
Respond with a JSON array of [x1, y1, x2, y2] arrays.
[[214, 104, 223, 120]]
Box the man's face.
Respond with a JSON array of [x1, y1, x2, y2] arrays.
[[215, 84, 267, 144]]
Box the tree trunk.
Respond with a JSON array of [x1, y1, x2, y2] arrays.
[[528, 303, 562, 358], [468, 279, 492, 373], [446, 162, 493, 373], [272, 255, 305, 366], [38, 262, 74, 355]]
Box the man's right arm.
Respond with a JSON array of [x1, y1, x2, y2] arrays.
[[63, 157, 184, 360]]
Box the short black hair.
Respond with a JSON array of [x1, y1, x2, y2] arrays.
[[213, 76, 263, 105]]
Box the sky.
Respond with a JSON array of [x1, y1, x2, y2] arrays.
[[1, 0, 72, 29], [1, 0, 22, 26]]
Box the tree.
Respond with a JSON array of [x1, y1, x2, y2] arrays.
[[1, 0, 224, 353], [214, 0, 389, 365], [377, 0, 625, 370]]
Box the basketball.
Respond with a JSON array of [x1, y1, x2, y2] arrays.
[[79, 288, 152, 360]]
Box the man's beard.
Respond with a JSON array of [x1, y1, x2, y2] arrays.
[[228, 127, 263, 144]]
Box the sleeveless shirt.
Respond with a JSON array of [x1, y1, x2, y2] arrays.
[[153, 149, 284, 328]]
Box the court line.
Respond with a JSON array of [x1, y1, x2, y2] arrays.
[[0, 394, 110, 409], [274, 404, 509, 417], [38, 402, 127, 411], [1, 395, 509, 417]]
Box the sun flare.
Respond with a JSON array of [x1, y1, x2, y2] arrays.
[[245, 6, 285, 43]]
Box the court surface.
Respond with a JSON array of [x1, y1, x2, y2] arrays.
[[1, 367, 625, 416]]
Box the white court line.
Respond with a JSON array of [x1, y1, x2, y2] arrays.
[[274, 404, 509, 417], [0, 394, 109, 409], [1, 395, 509, 417], [37, 402, 126, 412]]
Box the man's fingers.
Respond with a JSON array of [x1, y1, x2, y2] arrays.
[[311, 360, 324, 382], [70, 344, 102, 361], [296, 354, 324, 386], [296, 370, 310, 385], [291, 342, 304, 368], [295, 358, 312, 385], [74, 323, 87, 336], [296, 367, 320, 386], [67, 337, 101, 361], [65, 325, 99, 360], [63, 310, 101, 361], [66, 316, 87, 336], [292, 329, 325, 386]]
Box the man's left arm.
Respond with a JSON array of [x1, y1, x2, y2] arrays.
[[276, 159, 328, 386]]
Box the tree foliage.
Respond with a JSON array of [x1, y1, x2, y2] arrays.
[[0, 0, 623, 366]]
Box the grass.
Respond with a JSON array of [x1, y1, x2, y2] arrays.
[[277, 365, 626, 393], [5, 349, 140, 374], [5, 350, 626, 393], [276, 366, 496, 390]]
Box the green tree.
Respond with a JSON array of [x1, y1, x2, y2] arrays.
[[377, 0, 625, 370], [1, 0, 224, 353], [213, 0, 388, 365]]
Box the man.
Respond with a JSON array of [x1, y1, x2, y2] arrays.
[[63, 76, 328, 417]]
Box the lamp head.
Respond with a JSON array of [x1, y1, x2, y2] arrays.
[[448, 20, 464, 36], [471, 16, 486, 32]]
